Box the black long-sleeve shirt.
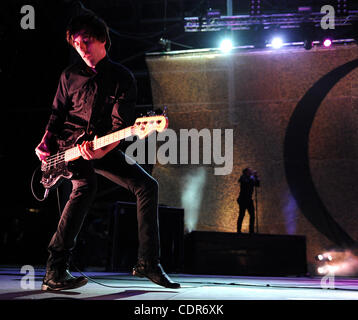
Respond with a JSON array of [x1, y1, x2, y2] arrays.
[[45, 55, 137, 140], [238, 174, 260, 200]]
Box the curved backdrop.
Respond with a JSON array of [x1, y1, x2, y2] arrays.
[[145, 44, 358, 273]]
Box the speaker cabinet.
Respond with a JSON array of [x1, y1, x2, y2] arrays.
[[110, 201, 184, 273], [184, 231, 307, 276]]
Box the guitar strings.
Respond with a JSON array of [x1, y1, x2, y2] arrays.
[[42, 122, 159, 168]]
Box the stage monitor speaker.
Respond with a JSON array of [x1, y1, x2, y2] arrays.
[[109, 201, 184, 273], [184, 231, 307, 276]]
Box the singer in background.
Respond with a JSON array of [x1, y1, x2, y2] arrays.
[[236, 167, 260, 234]]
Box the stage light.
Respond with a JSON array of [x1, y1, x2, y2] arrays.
[[327, 265, 340, 273], [315, 253, 334, 262], [323, 38, 332, 48], [219, 39, 233, 53], [300, 21, 314, 50], [251, 24, 266, 48], [317, 254, 324, 261], [317, 266, 325, 274], [303, 39, 313, 50], [250, 0, 261, 16], [159, 37, 171, 51], [271, 37, 283, 49]]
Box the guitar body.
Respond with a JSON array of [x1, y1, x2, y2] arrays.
[[41, 161, 73, 190], [40, 130, 86, 190]]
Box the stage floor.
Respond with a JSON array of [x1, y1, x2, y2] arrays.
[[1, 266, 358, 301]]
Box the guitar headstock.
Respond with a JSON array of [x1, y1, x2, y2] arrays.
[[133, 115, 169, 139]]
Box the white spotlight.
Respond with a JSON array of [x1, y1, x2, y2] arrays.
[[271, 37, 283, 49], [220, 39, 233, 53], [317, 267, 326, 274]]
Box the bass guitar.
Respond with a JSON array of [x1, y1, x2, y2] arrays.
[[37, 114, 168, 198]]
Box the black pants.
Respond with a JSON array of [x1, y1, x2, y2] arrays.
[[237, 198, 255, 233], [46, 149, 160, 271]]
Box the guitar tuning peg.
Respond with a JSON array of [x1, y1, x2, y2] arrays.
[[147, 110, 156, 116]]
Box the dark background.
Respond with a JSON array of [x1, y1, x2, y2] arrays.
[[0, 0, 357, 268]]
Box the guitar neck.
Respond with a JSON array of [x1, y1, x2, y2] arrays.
[[64, 126, 134, 162], [93, 127, 134, 150]]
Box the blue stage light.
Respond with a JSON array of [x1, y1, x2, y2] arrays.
[[220, 39, 233, 53]]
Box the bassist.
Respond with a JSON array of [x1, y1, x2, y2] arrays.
[[35, 12, 180, 291]]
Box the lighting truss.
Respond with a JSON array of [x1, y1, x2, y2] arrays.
[[184, 10, 358, 32]]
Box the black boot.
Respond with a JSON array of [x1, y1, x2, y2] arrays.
[[133, 259, 180, 289], [41, 268, 88, 291]]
